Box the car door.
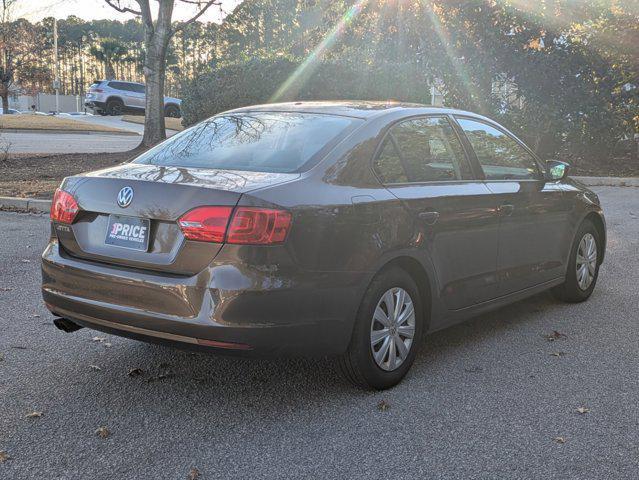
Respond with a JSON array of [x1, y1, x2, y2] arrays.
[[455, 117, 573, 296], [373, 116, 501, 311], [129, 83, 146, 109]]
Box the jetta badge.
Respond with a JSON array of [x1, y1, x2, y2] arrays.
[[117, 186, 134, 208]]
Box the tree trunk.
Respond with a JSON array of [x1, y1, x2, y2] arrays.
[[142, 51, 166, 147], [0, 83, 9, 113]]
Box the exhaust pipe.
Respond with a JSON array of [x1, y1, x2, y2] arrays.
[[53, 317, 84, 333]]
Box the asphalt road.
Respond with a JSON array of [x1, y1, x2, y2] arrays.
[[1, 186, 638, 480]]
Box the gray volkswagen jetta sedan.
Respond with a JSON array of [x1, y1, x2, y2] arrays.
[[42, 101, 605, 389]]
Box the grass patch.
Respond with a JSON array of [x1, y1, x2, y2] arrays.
[[122, 114, 184, 131], [0, 114, 131, 134]]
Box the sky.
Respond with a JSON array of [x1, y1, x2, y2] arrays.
[[15, 0, 241, 23]]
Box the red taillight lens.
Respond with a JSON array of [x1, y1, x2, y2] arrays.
[[178, 206, 292, 245], [90, 88, 103, 93], [227, 207, 292, 245], [178, 206, 233, 243], [50, 188, 79, 224]]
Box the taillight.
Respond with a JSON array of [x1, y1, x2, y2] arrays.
[[50, 188, 79, 224], [178, 206, 233, 243], [178, 206, 292, 245], [90, 88, 103, 93], [227, 207, 292, 245]]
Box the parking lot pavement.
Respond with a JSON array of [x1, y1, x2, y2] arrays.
[[2, 131, 142, 154], [0, 186, 638, 480]]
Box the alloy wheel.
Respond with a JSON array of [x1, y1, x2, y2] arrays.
[[576, 233, 597, 291], [370, 287, 416, 372]]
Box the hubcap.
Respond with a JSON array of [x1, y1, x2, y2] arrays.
[[576, 233, 597, 291], [370, 287, 415, 372]]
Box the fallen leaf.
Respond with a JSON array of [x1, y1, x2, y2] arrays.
[[554, 437, 566, 444], [25, 411, 43, 418], [550, 352, 567, 357], [0, 451, 10, 463], [89, 365, 102, 371], [10, 345, 27, 350], [21, 259, 31, 263], [544, 330, 567, 342], [576, 407, 590, 415], [91, 336, 106, 342], [0, 287, 12, 292], [31, 314, 41, 319], [103, 342, 112, 348], [188, 467, 200, 480], [377, 400, 391, 412], [127, 368, 144, 377], [95, 426, 110, 439]]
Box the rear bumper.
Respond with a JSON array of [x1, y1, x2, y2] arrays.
[[85, 101, 105, 110], [42, 240, 364, 358]]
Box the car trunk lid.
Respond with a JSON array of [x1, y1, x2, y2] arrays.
[[56, 163, 298, 275]]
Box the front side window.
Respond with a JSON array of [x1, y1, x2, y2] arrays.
[[456, 118, 540, 180], [134, 112, 360, 173], [374, 116, 470, 183]]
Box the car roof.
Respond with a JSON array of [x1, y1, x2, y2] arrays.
[[227, 101, 487, 121]]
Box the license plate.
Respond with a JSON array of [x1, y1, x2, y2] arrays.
[[105, 215, 150, 251]]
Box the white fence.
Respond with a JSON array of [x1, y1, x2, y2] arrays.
[[9, 93, 85, 113]]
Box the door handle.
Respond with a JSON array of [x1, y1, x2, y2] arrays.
[[418, 211, 440, 225], [498, 204, 514, 216]]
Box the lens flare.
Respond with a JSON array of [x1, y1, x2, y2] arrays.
[[270, 0, 368, 102]]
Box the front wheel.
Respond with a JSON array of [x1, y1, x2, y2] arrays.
[[338, 267, 424, 390], [552, 219, 601, 303]]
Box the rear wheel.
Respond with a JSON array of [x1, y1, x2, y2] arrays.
[[106, 99, 124, 116], [552, 219, 601, 302], [339, 267, 424, 390], [164, 104, 181, 118]]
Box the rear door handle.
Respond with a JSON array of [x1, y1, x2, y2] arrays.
[[498, 204, 514, 216], [418, 211, 440, 225]]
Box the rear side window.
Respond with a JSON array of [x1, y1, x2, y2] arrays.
[[456, 118, 540, 180], [131, 84, 145, 93], [134, 112, 360, 173], [374, 116, 471, 184]]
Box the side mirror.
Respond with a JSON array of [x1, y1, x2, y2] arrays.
[[545, 160, 570, 181]]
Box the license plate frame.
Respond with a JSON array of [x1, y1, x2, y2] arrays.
[[104, 214, 151, 252]]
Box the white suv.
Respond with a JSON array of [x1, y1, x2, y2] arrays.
[[85, 80, 182, 117]]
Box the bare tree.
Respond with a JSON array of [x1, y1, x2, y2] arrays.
[[104, 0, 220, 148], [0, 0, 17, 113]]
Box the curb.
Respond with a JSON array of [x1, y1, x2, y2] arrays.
[[0, 196, 51, 213], [0, 128, 139, 136], [572, 176, 639, 187]]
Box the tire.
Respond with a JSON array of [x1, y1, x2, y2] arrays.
[[552, 219, 601, 303], [106, 99, 124, 116], [338, 266, 425, 390], [164, 104, 181, 118]]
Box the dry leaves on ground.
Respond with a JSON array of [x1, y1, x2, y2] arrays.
[[550, 352, 567, 357], [89, 365, 102, 371], [25, 411, 43, 418], [127, 368, 144, 377], [377, 400, 391, 412], [544, 330, 567, 342], [0, 451, 10, 463], [188, 467, 200, 479], [554, 437, 566, 444], [95, 426, 110, 439], [576, 407, 590, 415]]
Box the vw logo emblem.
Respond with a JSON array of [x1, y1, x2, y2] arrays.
[[117, 186, 134, 208]]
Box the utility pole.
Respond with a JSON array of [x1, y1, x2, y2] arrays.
[[53, 17, 60, 114]]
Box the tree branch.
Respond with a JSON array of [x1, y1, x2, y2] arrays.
[[104, 0, 142, 15], [172, 0, 220, 33]]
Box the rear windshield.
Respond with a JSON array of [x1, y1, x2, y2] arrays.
[[133, 112, 360, 173]]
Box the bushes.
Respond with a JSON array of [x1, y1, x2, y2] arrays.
[[181, 58, 434, 126]]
